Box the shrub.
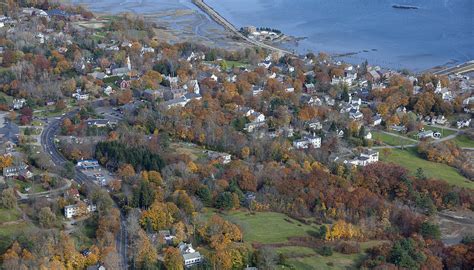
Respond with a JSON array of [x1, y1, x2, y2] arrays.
[[318, 246, 333, 256], [336, 241, 361, 254]]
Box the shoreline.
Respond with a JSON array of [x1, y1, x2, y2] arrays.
[[191, 0, 295, 56], [191, 0, 472, 74], [72, 0, 472, 74]]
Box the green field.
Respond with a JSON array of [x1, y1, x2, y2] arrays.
[[208, 210, 388, 270], [450, 134, 474, 148], [0, 207, 33, 253], [225, 60, 248, 68], [0, 208, 21, 223], [372, 131, 415, 146], [218, 211, 318, 244], [381, 148, 473, 189]]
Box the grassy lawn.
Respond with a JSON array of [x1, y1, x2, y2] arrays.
[[423, 125, 456, 137], [225, 60, 248, 68], [372, 131, 415, 146], [0, 208, 21, 223], [381, 148, 473, 189], [10, 179, 30, 193], [0, 91, 13, 104], [224, 211, 318, 244], [71, 222, 95, 250], [171, 142, 207, 161], [209, 210, 319, 244], [277, 241, 386, 270], [206, 210, 388, 270], [450, 134, 474, 148], [284, 252, 362, 270], [0, 221, 33, 253]]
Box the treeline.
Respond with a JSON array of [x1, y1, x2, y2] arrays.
[[95, 141, 165, 172]]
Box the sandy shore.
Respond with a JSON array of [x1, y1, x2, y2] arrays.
[[66, 0, 253, 50]]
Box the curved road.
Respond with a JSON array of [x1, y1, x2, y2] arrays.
[[41, 107, 128, 270]]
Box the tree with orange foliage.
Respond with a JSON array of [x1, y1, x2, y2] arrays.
[[117, 163, 135, 180], [118, 89, 133, 105], [198, 215, 242, 251]]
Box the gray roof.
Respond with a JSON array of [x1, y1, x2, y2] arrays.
[[182, 252, 201, 261], [0, 120, 19, 144]]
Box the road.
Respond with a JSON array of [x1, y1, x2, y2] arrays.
[[192, 0, 295, 56], [368, 127, 474, 150], [17, 179, 72, 201], [41, 106, 128, 270]]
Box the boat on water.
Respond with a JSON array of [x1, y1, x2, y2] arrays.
[[392, 4, 419, 10]]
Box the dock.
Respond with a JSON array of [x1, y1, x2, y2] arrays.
[[192, 0, 295, 56]]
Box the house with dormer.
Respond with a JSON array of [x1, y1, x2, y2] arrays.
[[293, 134, 321, 149]]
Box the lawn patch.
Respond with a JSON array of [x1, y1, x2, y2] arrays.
[[381, 148, 473, 189], [372, 131, 415, 146], [214, 211, 319, 244], [0, 208, 21, 223], [451, 134, 474, 148]]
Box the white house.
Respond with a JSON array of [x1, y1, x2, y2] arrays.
[[432, 115, 447, 125], [12, 99, 26, 110], [103, 86, 114, 96], [344, 150, 379, 167], [457, 119, 471, 129], [360, 150, 379, 164], [205, 150, 231, 164], [72, 89, 89, 101], [434, 81, 453, 101], [372, 114, 382, 126], [364, 131, 372, 140], [64, 202, 97, 219], [462, 96, 474, 106], [307, 120, 322, 130], [349, 109, 363, 120], [77, 159, 100, 170], [3, 163, 28, 178], [416, 130, 441, 139], [258, 61, 272, 69], [178, 243, 202, 267], [293, 134, 321, 149], [252, 85, 263, 96]]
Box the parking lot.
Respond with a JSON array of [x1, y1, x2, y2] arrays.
[[95, 107, 123, 121], [80, 167, 115, 186]]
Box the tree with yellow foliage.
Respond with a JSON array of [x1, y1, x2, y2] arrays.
[[140, 201, 179, 231], [328, 220, 362, 241], [135, 230, 158, 269], [241, 146, 250, 159], [164, 247, 183, 270], [0, 155, 13, 171]]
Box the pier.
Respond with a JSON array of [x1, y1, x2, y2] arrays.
[[192, 0, 295, 56]]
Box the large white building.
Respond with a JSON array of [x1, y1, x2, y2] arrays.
[[64, 202, 97, 219], [344, 150, 379, 167], [178, 242, 202, 267], [293, 134, 321, 149]]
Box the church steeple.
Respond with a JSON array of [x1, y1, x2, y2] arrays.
[[127, 55, 131, 71]]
